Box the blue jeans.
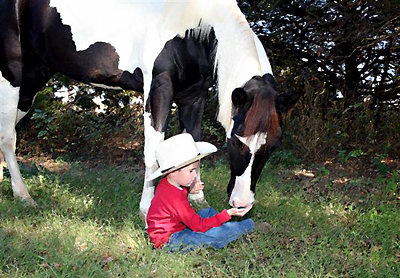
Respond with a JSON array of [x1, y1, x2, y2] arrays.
[[164, 207, 255, 252]]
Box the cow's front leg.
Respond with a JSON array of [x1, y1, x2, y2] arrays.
[[188, 168, 209, 209], [177, 97, 209, 208], [139, 72, 173, 223], [139, 111, 164, 223], [0, 81, 36, 206]]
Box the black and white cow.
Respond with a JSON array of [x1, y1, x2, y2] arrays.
[[0, 0, 298, 216]]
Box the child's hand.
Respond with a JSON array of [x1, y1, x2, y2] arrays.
[[189, 180, 204, 194], [227, 205, 253, 217]]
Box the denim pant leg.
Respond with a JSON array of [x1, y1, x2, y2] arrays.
[[166, 207, 255, 252], [198, 219, 255, 248], [198, 207, 217, 218]]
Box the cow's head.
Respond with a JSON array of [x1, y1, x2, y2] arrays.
[[226, 73, 299, 208]]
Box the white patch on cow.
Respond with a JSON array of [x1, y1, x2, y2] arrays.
[[253, 33, 273, 75], [229, 154, 255, 208], [141, 73, 165, 221], [140, 161, 159, 227], [142, 71, 162, 170], [0, 74, 19, 120], [226, 119, 235, 139], [235, 134, 247, 146], [16, 109, 27, 124], [235, 132, 268, 154], [143, 112, 164, 168], [0, 73, 36, 205], [229, 132, 268, 207], [139, 72, 157, 221]]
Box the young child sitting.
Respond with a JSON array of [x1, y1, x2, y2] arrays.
[[146, 133, 254, 252]]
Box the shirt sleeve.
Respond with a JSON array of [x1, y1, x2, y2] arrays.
[[172, 196, 231, 233]]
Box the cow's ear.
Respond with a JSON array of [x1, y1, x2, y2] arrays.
[[232, 88, 248, 107], [276, 91, 301, 116], [262, 73, 277, 90]]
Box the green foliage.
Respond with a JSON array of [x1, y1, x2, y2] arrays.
[[202, 118, 225, 144], [347, 149, 367, 159], [316, 166, 330, 177], [385, 171, 399, 193], [17, 80, 144, 161], [31, 109, 58, 140], [337, 148, 367, 164], [269, 150, 301, 167], [373, 154, 391, 177], [337, 150, 347, 164]]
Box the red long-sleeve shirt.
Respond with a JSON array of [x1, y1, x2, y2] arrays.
[[146, 177, 231, 248]]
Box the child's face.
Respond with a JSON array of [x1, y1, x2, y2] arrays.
[[169, 161, 199, 187]]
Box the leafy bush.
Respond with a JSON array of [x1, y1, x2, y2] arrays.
[[17, 78, 144, 162], [281, 95, 400, 162], [385, 171, 399, 193], [268, 150, 301, 167]]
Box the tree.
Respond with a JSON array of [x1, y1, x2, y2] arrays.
[[238, 0, 399, 112]]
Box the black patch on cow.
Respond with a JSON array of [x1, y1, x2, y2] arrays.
[[17, 0, 143, 111], [147, 26, 217, 140], [0, 0, 22, 86], [226, 133, 252, 196]]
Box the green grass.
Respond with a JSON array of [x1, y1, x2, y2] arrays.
[[0, 159, 399, 277]]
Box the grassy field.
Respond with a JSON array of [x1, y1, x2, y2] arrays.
[[0, 155, 399, 278]]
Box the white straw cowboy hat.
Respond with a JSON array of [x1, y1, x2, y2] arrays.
[[146, 133, 217, 181]]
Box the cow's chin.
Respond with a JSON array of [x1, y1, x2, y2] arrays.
[[228, 182, 255, 208]]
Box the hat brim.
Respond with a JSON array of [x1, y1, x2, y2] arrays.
[[145, 141, 217, 181]]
